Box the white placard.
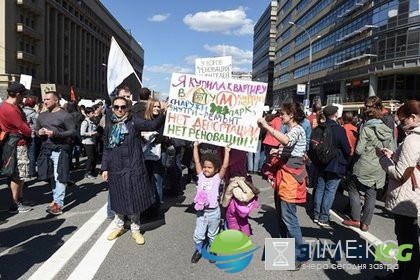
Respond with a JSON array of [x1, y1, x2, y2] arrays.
[[20, 74, 32, 90], [297, 84, 306, 96], [195, 56, 232, 79], [332, 103, 344, 118]]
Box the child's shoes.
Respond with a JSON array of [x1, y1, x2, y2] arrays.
[[191, 250, 202, 263]]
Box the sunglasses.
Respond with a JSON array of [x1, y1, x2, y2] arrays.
[[113, 105, 127, 110]]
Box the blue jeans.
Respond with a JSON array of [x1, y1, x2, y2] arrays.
[[313, 171, 342, 223], [107, 191, 115, 218], [275, 194, 303, 260], [247, 140, 262, 172], [193, 207, 220, 252], [50, 151, 67, 207]]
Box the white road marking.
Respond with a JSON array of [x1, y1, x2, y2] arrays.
[[28, 204, 107, 280], [67, 221, 117, 280], [329, 210, 397, 260]]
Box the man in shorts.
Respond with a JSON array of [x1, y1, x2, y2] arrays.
[[0, 82, 33, 213]]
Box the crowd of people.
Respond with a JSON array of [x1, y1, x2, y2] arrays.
[[0, 82, 419, 278], [254, 98, 419, 278]]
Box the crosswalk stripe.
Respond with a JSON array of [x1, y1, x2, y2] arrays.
[[28, 204, 107, 280], [67, 221, 117, 280]]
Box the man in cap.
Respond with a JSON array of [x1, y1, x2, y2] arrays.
[[36, 90, 76, 215], [312, 105, 351, 227], [0, 82, 32, 213]]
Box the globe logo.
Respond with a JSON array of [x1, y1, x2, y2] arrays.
[[202, 230, 259, 273]]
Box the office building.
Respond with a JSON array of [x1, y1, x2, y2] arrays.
[[273, 0, 420, 107], [0, 0, 144, 100], [232, 71, 252, 81], [253, 0, 277, 106]]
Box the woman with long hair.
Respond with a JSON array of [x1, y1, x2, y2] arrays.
[[343, 96, 394, 232], [375, 100, 420, 280], [143, 98, 166, 204], [258, 102, 307, 270], [101, 97, 165, 245]]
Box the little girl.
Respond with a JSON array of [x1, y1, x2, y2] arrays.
[[191, 141, 230, 264]]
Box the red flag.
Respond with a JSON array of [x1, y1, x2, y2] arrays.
[[70, 86, 76, 101]]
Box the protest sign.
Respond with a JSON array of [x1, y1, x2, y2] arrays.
[[332, 103, 344, 118], [40, 84, 56, 100], [20, 74, 32, 90], [195, 56, 232, 79], [164, 73, 267, 153]]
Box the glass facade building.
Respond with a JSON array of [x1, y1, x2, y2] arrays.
[[252, 1, 278, 105], [273, 0, 420, 106]]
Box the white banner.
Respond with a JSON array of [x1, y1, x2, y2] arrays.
[[164, 73, 267, 153], [195, 56, 232, 79], [107, 36, 142, 95]]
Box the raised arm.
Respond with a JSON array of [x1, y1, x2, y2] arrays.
[[193, 141, 202, 174], [219, 147, 230, 179], [133, 114, 165, 132], [258, 117, 290, 146]]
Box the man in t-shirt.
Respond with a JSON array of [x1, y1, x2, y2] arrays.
[[36, 90, 76, 215], [0, 83, 32, 213]]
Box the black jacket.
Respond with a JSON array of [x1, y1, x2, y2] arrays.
[[37, 144, 71, 183], [323, 119, 351, 177]]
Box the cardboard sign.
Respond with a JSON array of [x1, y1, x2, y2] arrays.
[[164, 73, 267, 153], [40, 84, 56, 100]]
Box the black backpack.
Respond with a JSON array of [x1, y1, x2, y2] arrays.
[[308, 123, 337, 165]]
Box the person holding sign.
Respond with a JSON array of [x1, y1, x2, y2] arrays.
[[143, 98, 166, 204], [258, 102, 307, 270], [102, 97, 165, 245], [191, 141, 230, 263]]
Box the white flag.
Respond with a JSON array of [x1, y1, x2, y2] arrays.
[[107, 36, 142, 95]]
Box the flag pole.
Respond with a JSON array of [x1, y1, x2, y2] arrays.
[[132, 70, 143, 87]]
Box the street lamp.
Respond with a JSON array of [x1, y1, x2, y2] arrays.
[[289, 21, 321, 106]]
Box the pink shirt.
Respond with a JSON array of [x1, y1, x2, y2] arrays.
[[197, 172, 221, 209]]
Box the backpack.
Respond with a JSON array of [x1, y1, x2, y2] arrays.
[[308, 123, 337, 165]]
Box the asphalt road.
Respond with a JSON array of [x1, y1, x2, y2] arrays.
[[0, 161, 414, 280]]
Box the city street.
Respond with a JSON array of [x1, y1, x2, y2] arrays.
[[0, 161, 408, 280]]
